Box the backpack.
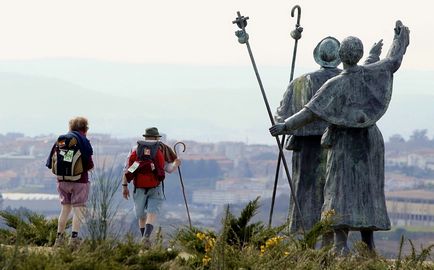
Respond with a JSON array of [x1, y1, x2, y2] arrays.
[[125, 141, 165, 188], [51, 133, 84, 181]]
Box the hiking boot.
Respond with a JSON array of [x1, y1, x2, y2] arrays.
[[141, 237, 152, 249], [53, 234, 66, 247], [68, 237, 82, 250]]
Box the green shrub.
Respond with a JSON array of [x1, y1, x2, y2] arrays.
[[0, 198, 432, 269], [0, 209, 70, 246]]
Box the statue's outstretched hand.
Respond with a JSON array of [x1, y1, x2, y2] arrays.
[[269, 123, 286, 136], [369, 39, 383, 57], [394, 20, 410, 48]]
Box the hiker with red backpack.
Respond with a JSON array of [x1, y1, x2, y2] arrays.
[[46, 116, 94, 248], [121, 127, 180, 249]]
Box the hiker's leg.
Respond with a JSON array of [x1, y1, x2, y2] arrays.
[[54, 204, 72, 246], [70, 182, 90, 238], [57, 182, 73, 235], [72, 206, 85, 236], [146, 212, 157, 224], [57, 204, 72, 234], [140, 213, 156, 249], [143, 186, 163, 239], [360, 229, 375, 250], [133, 188, 147, 236], [333, 228, 350, 255], [144, 213, 156, 237], [139, 216, 146, 236]]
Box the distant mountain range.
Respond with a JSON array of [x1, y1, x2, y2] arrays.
[[0, 72, 159, 139], [0, 59, 433, 143]]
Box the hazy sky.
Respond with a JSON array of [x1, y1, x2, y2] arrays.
[[0, 0, 431, 70], [0, 0, 433, 143]]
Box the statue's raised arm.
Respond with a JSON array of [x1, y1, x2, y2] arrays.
[[385, 20, 410, 72]]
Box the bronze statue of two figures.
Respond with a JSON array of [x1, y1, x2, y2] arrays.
[[233, 10, 410, 255]]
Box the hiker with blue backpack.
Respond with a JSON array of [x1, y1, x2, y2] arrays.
[[46, 116, 94, 248], [121, 127, 180, 249]]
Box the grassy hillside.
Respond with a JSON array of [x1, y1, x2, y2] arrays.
[[0, 199, 432, 269]]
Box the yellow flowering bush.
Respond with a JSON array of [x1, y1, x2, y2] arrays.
[[260, 236, 284, 255], [195, 231, 217, 266], [202, 255, 211, 266], [196, 232, 206, 241]]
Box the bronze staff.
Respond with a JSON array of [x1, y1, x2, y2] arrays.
[[232, 11, 305, 234], [269, 5, 303, 228]]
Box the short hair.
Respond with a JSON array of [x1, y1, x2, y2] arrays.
[[69, 116, 89, 132], [339, 36, 364, 66]]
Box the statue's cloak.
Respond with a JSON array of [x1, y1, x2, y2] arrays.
[[306, 65, 393, 127], [303, 63, 396, 230]]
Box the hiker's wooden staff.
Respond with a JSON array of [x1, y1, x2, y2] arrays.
[[174, 141, 192, 229], [232, 11, 305, 234], [268, 5, 303, 228]]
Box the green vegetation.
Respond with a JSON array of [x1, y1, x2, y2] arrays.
[[0, 209, 70, 246], [86, 162, 122, 247], [0, 199, 433, 269]]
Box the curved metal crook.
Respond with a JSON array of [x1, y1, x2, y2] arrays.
[[291, 5, 301, 27], [174, 141, 186, 155]]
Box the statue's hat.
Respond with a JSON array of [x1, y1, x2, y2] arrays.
[[313, 36, 341, 68]]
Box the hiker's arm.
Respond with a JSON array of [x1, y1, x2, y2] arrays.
[[121, 150, 134, 200], [45, 143, 56, 168], [165, 159, 181, 173], [122, 174, 130, 199], [87, 155, 94, 171]]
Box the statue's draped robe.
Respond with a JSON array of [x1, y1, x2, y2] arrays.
[[276, 67, 341, 232], [305, 55, 403, 230]]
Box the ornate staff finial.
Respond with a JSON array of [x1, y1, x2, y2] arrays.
[[232, 11, 250, 44], [290, 5, 303, 40], [232, 11, 249, 29]]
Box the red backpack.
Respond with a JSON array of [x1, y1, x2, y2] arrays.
[[125, 141, 165, 188]]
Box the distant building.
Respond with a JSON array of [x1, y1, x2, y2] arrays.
[[0, 155, 35, 170], [407, 154, 426, 169], [192, 177, 282, 206], [386, 190, 434, 226]]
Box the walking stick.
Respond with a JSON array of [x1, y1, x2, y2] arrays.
[[232, 11, 305, 234], [268, 5, 303, 228], [174, 141, 192, 229]]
